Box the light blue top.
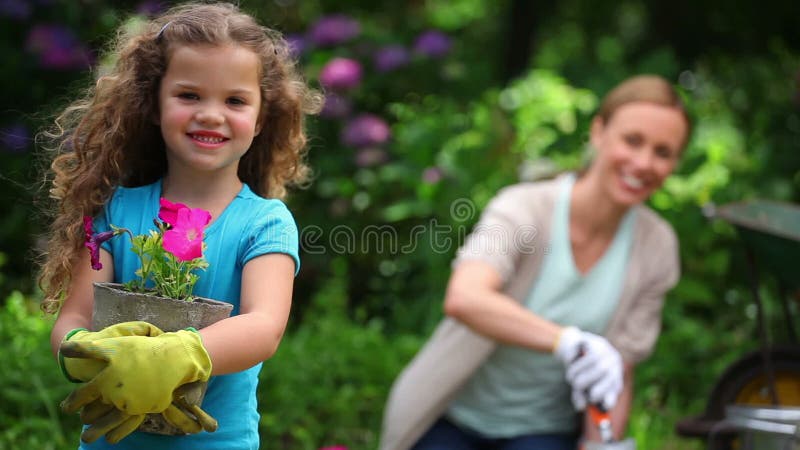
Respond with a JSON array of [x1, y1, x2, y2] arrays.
[[88, 180, 299, 450], [447, 173, 636, 437]]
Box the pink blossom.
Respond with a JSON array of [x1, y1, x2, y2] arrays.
[[422, 166, 444, 184], [341, 114, 391, 148], [83, 216, 114, 270], [162, 207, 211, 262], [355, 148, 389, 168], [158, 198, 189, 227], [319, 58, 362, 91]]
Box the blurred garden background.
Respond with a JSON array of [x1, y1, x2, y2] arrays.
[[1, 0, 799, 449]]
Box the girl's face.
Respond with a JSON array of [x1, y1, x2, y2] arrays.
[[589, 101, 687, 207], [158, 44, 262, 179]]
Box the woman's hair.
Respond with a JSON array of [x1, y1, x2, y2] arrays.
[[596, 74, 692, 147], [38, 2, 322, 313]]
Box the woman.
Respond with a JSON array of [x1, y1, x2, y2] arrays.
[[380, 75, 691, 450]]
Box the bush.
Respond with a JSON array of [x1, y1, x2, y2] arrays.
[[258, 258, 424, 449], [0, 291, 81, 450]]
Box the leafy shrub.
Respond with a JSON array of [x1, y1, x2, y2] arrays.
[[0, 291, 81, 450], [258, 258, 423, 450]]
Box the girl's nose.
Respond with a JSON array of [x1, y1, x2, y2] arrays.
[[194, 106, 224, 126]]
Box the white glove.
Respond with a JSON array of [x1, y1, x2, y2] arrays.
[[553, 326, 589, 410], [553, 326, 623, 411]]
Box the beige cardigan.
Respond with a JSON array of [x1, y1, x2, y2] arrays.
[[379, 176, 680, 450]]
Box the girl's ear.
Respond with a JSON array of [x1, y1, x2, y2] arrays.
[[254, 111, 265, 136]]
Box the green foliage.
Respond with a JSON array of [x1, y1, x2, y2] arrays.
[[112, 222, 209, 300], [258, 259, 423, 449], [0, 291, 81, 450]]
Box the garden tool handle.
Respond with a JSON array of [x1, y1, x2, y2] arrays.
[[577, 344, 615, 443], [587, 403, 614, 443]]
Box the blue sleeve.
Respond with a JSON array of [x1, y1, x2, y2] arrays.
[[241, 201, 300, 275]]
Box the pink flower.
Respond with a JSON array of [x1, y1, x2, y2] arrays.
[[341, 114, 391, 148], [83, 216, 114, 270], [422, 166, 444, 184], [319, 58, 362, 91], [162, 207, 211, 261], [158, 198, 189, 227]]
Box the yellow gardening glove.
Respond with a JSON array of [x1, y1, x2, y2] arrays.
[[59, 321, 165, 383], [161, 382, 219, 434], [77, 399, 146, 444], [76, 383, 217, 443], [59, 329, 212, 416]]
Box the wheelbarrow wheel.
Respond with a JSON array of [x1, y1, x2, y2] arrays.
[[702, 346, 800, 450]]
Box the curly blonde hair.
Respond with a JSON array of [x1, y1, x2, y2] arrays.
[[38, 2, 321, 314]]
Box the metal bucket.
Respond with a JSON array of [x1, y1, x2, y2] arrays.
[[584, 438, 636, 450], [722, 405, 800, 450]]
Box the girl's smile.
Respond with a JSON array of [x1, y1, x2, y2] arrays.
[[187, 130, 229, 148]]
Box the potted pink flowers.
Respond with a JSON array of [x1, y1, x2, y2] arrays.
[[83, 198, 233, 435]]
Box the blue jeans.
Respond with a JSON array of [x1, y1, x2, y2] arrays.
[[412, 417, 578, 450]]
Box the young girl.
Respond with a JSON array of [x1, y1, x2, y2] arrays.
[[38, 3, 320, 449]]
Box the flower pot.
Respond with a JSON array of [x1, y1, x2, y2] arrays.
[[91, 282, 233, 436]]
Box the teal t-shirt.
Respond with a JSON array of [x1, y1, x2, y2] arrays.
[[447, 174, 635, 437], [88, 180, 299, 450]]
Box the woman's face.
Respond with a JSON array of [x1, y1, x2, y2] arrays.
[[589, 101, 687, 207]]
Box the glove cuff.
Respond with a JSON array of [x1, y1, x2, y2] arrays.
[[176, 330, 212, 382], [553, 326, 582, 362], [58, 328, 89, 383]]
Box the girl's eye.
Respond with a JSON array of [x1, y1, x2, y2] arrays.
[[227, 97, 246, 106], [178, 92, 199, 100]]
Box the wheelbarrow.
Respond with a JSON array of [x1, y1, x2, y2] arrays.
[[675, 200, 800, 449]]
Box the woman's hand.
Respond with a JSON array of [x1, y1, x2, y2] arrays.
[[554, 326, 623, 410]]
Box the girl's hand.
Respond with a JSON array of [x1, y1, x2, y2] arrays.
[[59, 330, 211, 415], [59, 321, 165, 382]]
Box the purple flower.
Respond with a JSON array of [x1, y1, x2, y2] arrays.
[[413, 30, 452, 58], [285, 33, 307, 58], [422, 166, 444, 184], [0, 123, 29, 153], [320, 93, 352, 119], [342, 114, 391, 148], [0, 0, 31, 20], [308, 15, 360, 47], [319, 58, 362, 91], [83, 216, 115, 271], [26, 24, 92, 70], [373, 45, 410, 72], [136, 0, 165, 16], [355, 148, 389, 168]]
